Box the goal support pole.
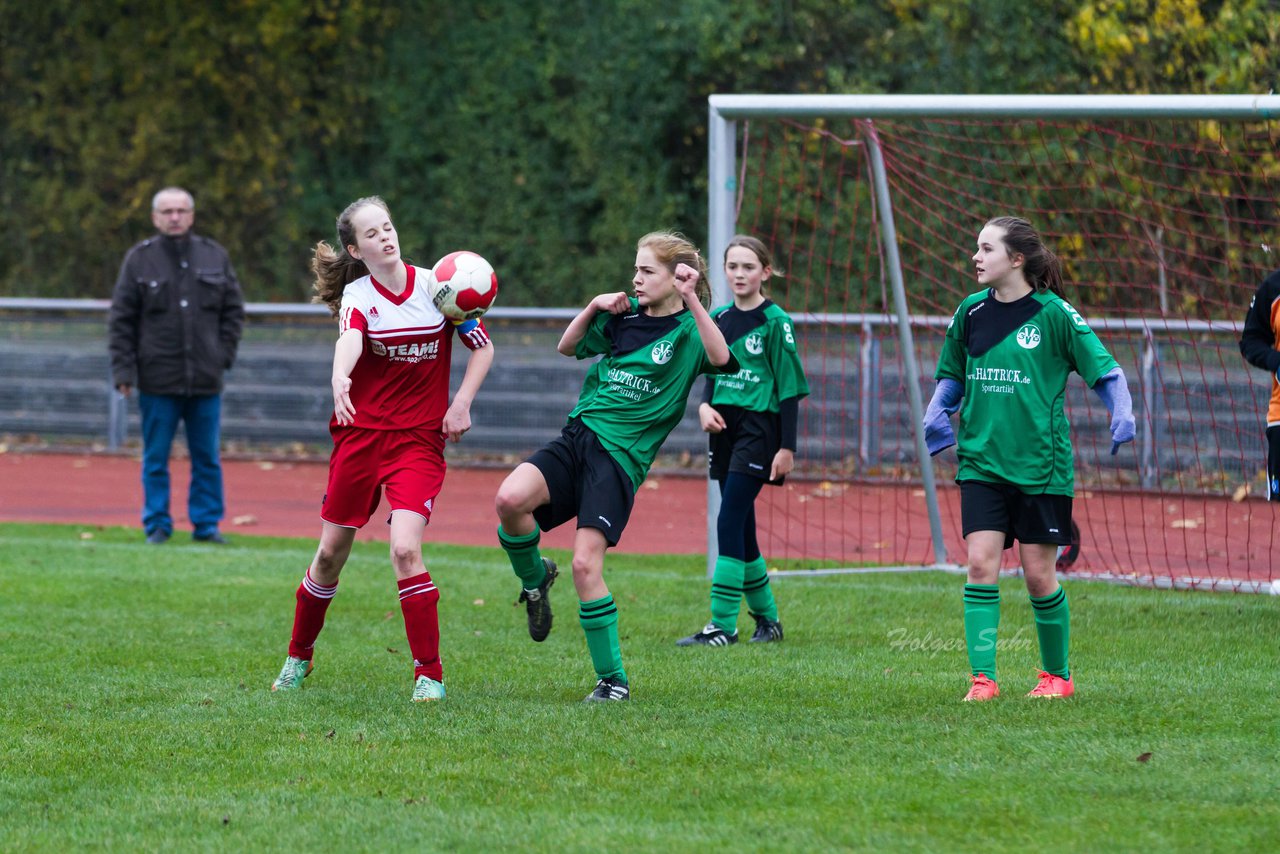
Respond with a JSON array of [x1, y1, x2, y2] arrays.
[[862, 122, 949, 566], [705, 103, 736, 577]]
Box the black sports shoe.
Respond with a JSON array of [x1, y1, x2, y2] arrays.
[[193, 531, 228, 545], [516, 557, 557, 642], [583, 677, 630, 702], [749, 615, 784, 643], [675, 622, 739, 647]]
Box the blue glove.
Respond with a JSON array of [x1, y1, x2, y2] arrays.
[[923, 378, 963, 456], [1092, 367, 1136, 455]]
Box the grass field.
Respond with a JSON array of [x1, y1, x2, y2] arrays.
[[1, 522, 1277, 852]]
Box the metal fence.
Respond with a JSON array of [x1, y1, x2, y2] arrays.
[[1, 299, 1266, 491]]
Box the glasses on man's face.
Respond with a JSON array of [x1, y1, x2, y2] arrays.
[[157, 208, 193, 216]]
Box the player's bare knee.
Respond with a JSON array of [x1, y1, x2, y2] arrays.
[[965, 559, 1000, 585], [311, 549, 345, 581], [493, 486, 525, 523], [389, 540, 420, 571], [570, 554, 602, 587], [497, 476, 544, 521], [1023, 566, 1059, 597]]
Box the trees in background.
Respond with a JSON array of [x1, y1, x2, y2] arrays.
[[1, 0, 1274, 303], [1, 1, 395, 298]]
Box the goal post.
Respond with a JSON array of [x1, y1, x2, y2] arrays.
[[706, 93, 1280, 591]]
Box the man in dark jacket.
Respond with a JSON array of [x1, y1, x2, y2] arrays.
[[1239, 267, 1280, 501], [109, 187, 246, 543]]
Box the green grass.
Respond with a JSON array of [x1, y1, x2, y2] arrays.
[[1, 522, 1276, 852]]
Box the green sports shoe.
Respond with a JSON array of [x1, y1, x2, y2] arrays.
[[411, 675, 446, 702], [270, 655, 313, 691]]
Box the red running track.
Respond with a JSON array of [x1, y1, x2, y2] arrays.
[[2, 451, 1274, 590], [0, 451, 709, 554]]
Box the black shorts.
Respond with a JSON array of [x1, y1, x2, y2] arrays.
[[526, 418, 635, 547], [959, 480, 1073, 549], [1266, 425, 1280, 501], [708, 406, 785, 485]]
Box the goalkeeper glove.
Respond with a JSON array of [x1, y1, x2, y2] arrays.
[[1092, 367, 1136, 455], [923, 378, 963, 456]]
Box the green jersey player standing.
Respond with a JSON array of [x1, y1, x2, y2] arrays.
[[494, 231, 738, 702], [676, 234, 809, 649], [923, 216, 1136, 703]]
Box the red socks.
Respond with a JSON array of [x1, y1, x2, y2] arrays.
[[287, 568, 442, 683], [288, 569, 338, 660], [398, 571, 442, 681]]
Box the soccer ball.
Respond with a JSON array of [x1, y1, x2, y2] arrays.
[[427, 250, 498, 321]]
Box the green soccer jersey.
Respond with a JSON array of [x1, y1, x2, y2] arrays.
[[570, 298, 731, 489], [708, 300, 810, 412], [934, 289, 1119, 495]]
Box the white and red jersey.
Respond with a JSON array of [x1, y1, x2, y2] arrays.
[[336, 263, 491, 431]]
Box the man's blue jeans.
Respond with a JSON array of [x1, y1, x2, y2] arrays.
[[138, 393, 224, 538]]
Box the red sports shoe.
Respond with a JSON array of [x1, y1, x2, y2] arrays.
[[1026, 671, 1075, 698], [962, 674, 1000, 702]]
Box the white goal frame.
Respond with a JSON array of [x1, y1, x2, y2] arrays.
[[704, 93, 1280, 582]]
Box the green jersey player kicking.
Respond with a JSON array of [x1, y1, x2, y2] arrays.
[[494, 231, 738, 702], [924, 216, 1135, 703]]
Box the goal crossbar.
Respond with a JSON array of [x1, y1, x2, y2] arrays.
[[709, 93, 1280, 121]]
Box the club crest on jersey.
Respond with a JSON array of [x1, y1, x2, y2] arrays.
[[1016, 324, 1041, 349], [745, 333, 764, 355], [651, 340, 674, 364]]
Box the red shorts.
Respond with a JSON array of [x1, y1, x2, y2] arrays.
[[321, 426, 446, 528]]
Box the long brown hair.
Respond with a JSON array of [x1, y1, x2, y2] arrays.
[[636, 230, 710, 307], [986, 215, 1065, 298], [311, 196, 389, 317]]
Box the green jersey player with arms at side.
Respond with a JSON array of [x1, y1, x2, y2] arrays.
[[923, 216, 1135, 702], [494, 231, 738, 702], [676, 234, 809, 648]]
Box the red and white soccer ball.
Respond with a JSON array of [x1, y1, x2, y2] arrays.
[[428, 250, 498, 321]]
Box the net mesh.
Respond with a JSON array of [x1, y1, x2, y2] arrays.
[[733, 115, 1279, 587]]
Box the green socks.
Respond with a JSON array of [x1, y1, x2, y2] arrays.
[[498, 524, 545, 590], [710, 556, 745, 632], [1030, 586, 1070, 679], [963, 583, 1071, 681], [579, 595, 626, 683], [709, 555, 779, 633], [742, 555, 778, 623], [963, 583, 1001, 679]]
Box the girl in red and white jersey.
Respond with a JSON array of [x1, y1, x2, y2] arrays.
[[270, 196, 494, 702]]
